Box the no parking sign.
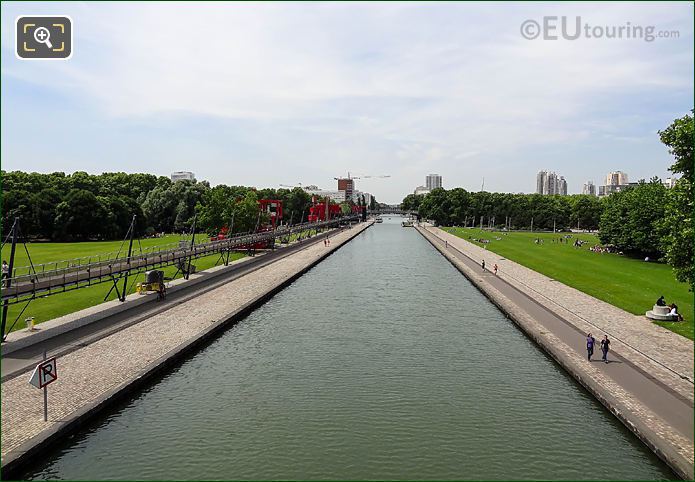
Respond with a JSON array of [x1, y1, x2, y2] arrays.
[[28, 357, 57, 421], [29, 358, 57, 389]]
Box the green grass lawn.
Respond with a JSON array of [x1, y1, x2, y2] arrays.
[[2, 235, 245, 333], [442, 227, 693, 340], [286, 228, 325, 243]]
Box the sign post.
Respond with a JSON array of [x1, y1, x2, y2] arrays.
[[28, 352, 58, 421], [43, 363, 48, 422]]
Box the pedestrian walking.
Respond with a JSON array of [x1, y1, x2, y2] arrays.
[[323, 239, 327, 247], [600, 335, 611, 363], [445, 240, 448, 248], [586, 333, 596, 361], [1, 260, 8, 287], [482, 259, 486, 271], [493, 263, 498, 275]]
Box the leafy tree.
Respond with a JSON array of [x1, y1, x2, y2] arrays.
[[141, 184, 180, 232], [277, 187, 313, 224], [141, 180, 207, 232], [96, 195, 135, 239], [401, 194, 424, 211], [67, 171, 98, 193], [234, 190, 267, 233], [2, 188, 33, 236], [599, 180, 667, 256], [30, 188, 62, 239], [658, 111, 694, 289], [339, 202, 352, 215], [660, 179, 693, 288], [54, 189, 105, 240], [419, 188, 451, 225], [122, 197, 147, 237], [659, 110, 694, 182], [569, 195, 602, 230], [197, 185, 237, 236], [447, 188, 471, 225]]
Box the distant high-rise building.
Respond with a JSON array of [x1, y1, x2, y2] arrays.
[[352, 190, 373, 206], [414, 186, 430, 196], [558, 176, 567, 196], [425, 174, 442, 190], [582, 181, 596, 196], [336, 178, 354, 201], [605, 171, 628, 186], [536, 170, 566, 195], [663, 177, 678, 189], [304, 187, 347, 204], [599, 171, 630, 197], [543, 172, 557, 195], [536, 171, 547, 194], [171, 171, 195, 182]]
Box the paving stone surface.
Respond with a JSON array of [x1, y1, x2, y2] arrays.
[[431, 227, 694, 402], [1, 223, 371, 461]]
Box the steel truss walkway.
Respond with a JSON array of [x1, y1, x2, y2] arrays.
[[1, 216, 358, 306]]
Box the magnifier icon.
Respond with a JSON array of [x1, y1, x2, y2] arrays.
[[33, 27, 53, 49]]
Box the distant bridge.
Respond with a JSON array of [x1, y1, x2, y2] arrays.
[[369, 208, 418, 215]]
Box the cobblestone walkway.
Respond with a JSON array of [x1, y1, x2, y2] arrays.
[[1, 223, 371, 462], [431, 227, 694, 403]]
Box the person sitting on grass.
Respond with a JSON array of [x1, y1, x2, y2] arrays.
[[669, 304, 684, 321]]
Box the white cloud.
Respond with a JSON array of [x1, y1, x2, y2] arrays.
[[1, 1, 693, 201]]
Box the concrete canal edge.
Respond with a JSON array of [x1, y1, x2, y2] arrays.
[[1, 221, 372, 480], [415, 225, 693, 481]]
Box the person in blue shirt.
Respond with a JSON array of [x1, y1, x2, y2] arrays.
[[586, 333, 596, 361]]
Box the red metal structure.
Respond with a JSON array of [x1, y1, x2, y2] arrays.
[[258, 199, 283, 230], [246, 199, 283, 249], [308, 202, 341, 222], [210, 225, 229, 241], [210, 199, 283, 248]]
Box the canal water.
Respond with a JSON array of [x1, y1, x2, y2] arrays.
[[24, 217, 674, 480]]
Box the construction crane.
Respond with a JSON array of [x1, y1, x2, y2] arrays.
[[333, 173, 390, 205], [332, 172, 391, 181]]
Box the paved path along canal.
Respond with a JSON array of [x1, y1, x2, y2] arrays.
[[20, 217, 675, 479]]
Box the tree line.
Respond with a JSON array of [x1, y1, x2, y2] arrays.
[[403, 190, 604, 232], [402, 111, 693, 289], [1, 171, 377, 241]]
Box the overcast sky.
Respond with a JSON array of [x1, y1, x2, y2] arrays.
[[1, 2, 693, 203]]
